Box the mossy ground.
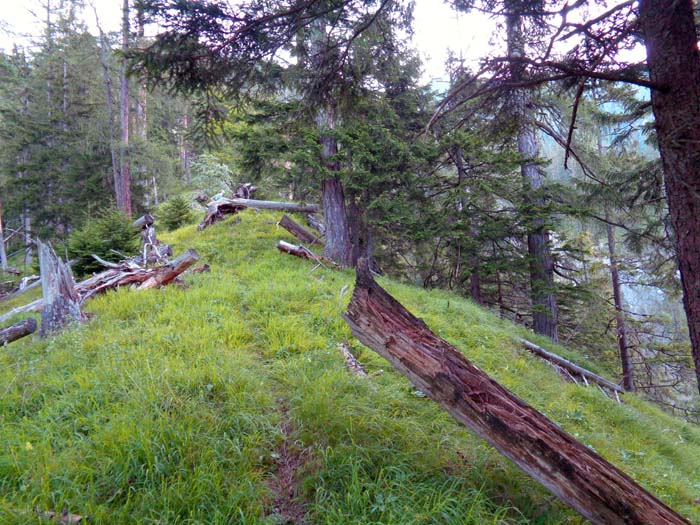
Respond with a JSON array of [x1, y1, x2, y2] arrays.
[[1, 210, 699, 524]]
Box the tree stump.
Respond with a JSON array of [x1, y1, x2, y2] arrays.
[[38, 240, 84, 337]]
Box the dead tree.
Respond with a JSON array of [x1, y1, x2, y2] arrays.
[[133, 213, 171, 264], [344, 259, 690, 525], [38, 240, 84, 337], [279, 214, 320, 245], [0, 317, 37, 345], [199, 198, 319, 230]]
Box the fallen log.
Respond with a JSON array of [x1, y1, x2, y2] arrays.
[[0, 277, 42, 303], [132, 213, 154, 229], [38, 240, 84, 336], [1, 317, 37, 345], [0, 249, 201, 322], [343, 259, 690, 525], [199, 198, 319, 230], [276, 240, 338, 268], [279, 214, 320, 245], [519, 338, 624, 394]]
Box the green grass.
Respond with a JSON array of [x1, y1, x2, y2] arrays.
[[1, 210, 699, 524]]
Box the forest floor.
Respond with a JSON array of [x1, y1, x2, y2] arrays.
[[1, 209, 699, 524]]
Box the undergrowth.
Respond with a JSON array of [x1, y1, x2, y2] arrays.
[[1, 210, 699, 524]]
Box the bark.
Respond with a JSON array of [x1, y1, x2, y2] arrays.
[[321, 177, 353, 267], [0, 318, 37, 346], [519, 338, 623, 393], [0, 199, 8, 271], [506, 7, 558, 341], [198, 198, 318, 230], [605, 210, 634, 391], [344, 259, 689, 525], [118, 0, 132, 216], [639, 0, 700, 397], [279, 214, 320, 245], [38, 240, 84, 337], [276, 240, 338, 268]]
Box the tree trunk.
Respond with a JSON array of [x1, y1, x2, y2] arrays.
[[0, 318, 37, 346], [506, 7, 558, 341], [23, 210, 32, 268], [344, 259, 689, 525], [38, 240, 84, 337], [639, 0, 700, 397], [93, 7, 121, 207], [180, 113, 191, 186], [119, 0, 132, 216], [321, 176, 353, 266], [605, 210, 634, 391], [0, 199, 8, 271]]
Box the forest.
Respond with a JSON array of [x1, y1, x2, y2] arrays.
[[1, 0, 700, 523]]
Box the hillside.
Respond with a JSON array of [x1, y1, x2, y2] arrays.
[[1, 210, 699, 524]]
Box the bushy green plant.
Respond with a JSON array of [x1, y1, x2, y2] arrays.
[[158, 195, 195, 231], [190, 153, 235, 196], [67, 209, 140, 276]]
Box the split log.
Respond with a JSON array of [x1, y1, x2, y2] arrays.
[[343, 259, 690, 525], [279, 214, 320, 245], [38, 241, 84, 337], [0, 317, 37, 345], [199, 198, 319, 230], [519, 338, 624, 394], [276, 240, 338, 268], [306, 214, 326, 235]]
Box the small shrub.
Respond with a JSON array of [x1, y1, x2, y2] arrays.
[[158, 195, 195, 231], [68, 209, 140, 276]]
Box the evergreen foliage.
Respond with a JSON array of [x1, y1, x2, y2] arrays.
[[67, 209, 139, 276], [158, 195, 195, 232]]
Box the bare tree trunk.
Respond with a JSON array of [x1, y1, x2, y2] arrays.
[[0, 199, 8, 271], [38, 240, 83, 337], [93, 8, 121, 206], [605, 209, 634, 391], [119, 0, 132, 216], [506, 7, 558, 341], [23, 210, 32, 268], [136, 6, 148, 141], [180, 113, 192, 186], [639, 0, 700, 397], [344, 259, 690, 525]]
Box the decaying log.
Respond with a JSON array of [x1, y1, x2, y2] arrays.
[[519, 338, 624, 394], [199, 198, 319, 230], [0, 317, 37, 345], [276, 240, 338, 268], [306, 214, 326, 235], [279, 214, 320, 245], [343, 259, 690, 525], [38, 240, 84, 337], [137, 249, 200, 290], [338, 342, 367, 377], [132, 213, 154, 229]]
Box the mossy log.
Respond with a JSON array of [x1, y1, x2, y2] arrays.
[[343, 258, 690, 525], [0, 317, 37, 345]]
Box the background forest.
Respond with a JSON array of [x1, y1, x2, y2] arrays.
[[0, 0, 698, 421]]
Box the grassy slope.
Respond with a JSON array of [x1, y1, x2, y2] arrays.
[[1, 210, 699, 525]]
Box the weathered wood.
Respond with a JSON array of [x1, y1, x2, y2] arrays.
[[0, 317, 37, 345], [38, 240, 84, 337], [343, 259, 690, 525], [199, 198, 319, 230], [306, 214, 326, 235], [137, 249, 200, 290], [276, 240, 338, 268], [338, 342, 367, 377], [132, 213, 154, 229], [279, 214, 319, 245], [519, 338, 624, 394], [0, 278, 41, 303], [0, 299, 43, 324]]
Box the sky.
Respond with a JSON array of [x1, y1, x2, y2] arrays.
[[0, 0, 496, 84]]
